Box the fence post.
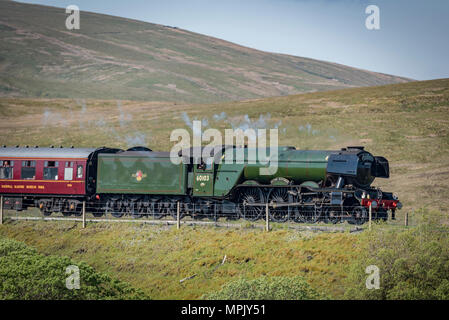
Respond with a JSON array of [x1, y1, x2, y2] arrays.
[[265, 203, 270, 232], [82, 201, 86, 229], [0, 195, 3, 225], [177, 201, 180, 230], [405, 211, 409, 227], [368, 202, 372, 231]]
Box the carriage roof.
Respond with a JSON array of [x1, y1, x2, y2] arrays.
[[0, 147, 97, 159]]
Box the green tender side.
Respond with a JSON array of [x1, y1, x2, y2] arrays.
[[96, 151, 187, 195]]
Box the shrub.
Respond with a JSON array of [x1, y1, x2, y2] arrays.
[[344, 209, 449, 299], [202, 276, 324, 300], [0, 237, 148, 300]]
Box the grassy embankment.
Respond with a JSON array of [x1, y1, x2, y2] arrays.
[[0, 220, 359, 299]]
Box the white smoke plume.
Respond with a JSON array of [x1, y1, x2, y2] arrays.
[[41, 108, 68, 127], [213, 112, 227, 121]]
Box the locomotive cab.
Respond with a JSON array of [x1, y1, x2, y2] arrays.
[[193, 157, 215, 196]]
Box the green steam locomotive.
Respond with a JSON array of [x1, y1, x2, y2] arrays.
[[92, 145, 401, 224]]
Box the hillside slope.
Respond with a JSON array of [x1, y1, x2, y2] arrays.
[[0, 78, 448, 212], [0, 1, 409, 103]]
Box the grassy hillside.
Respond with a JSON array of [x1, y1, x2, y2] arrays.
[[0, 79, 448, 299], [0, 1, 408, 103], [0, 78, 448, 213]]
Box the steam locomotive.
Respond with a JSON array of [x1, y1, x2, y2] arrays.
[[0, 145, 401, 224]]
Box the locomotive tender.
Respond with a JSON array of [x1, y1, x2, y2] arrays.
[[0, 145, 401, 224]]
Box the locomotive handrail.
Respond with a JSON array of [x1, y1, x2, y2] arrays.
[[302, 187, 357, 193]]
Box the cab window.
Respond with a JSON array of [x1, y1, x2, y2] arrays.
[[21, 160, 36, 180], [197, 162, 206, 171], [43, 161, 59, 180], [205, 158, 214, 170], [0, 160, 14, 179], [197, 158, 213, 171]]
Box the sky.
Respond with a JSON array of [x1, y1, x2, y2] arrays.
[[19, 0, 449, 80]]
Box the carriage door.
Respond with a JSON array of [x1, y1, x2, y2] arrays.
[[193, 157, 214, 196], [64, 161, 74, 181]]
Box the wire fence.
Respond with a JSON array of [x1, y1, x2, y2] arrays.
[[0, 196, 412, 232]]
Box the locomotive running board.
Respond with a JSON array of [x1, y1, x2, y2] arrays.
[[234, 184, 357, 194]]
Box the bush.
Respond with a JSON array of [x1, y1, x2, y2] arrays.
[[203, 276, 324, 300], [0, 237, 148, 299], [344, 209, 449, 299]]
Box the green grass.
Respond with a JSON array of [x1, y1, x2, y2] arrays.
[[0, 1, 408, 103], [0, 219, 360, 299]]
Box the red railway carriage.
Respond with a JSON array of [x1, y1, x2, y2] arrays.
[[0, 146, 118, 215], [0, 147, 95, 195]]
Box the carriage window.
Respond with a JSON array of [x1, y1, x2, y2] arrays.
[[21, 160, 36, 180], [0, 160, 14, 179], [77, 165, 83, 178], [44, 161, 59, 167], [43, 161, 59, 180]]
